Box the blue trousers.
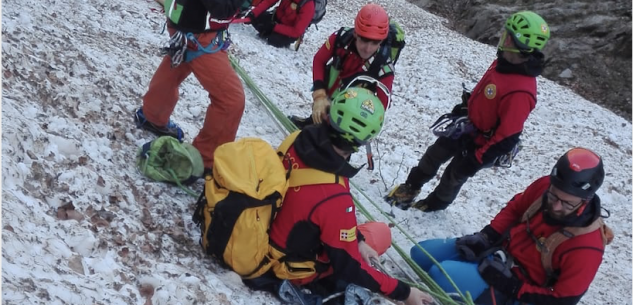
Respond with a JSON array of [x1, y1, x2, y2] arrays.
[[411, 238, 529, 305], [411, 238, 489, 301]]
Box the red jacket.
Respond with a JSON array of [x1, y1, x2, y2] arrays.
[[467, 60, 536, 164], [489, 176, 605, 304], [312, 29, 394, 109], [269, 136, 409, 301], [252, 0, 314, 39]]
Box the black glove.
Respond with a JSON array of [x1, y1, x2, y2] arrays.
[[478, 254, 523, 297], [455, 232, 491, 261], [456, 152, 483, 177], [258, 21, 275, 37], [252, 13, 275, 37]]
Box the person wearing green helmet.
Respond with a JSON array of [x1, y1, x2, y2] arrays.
[[243, 87, 435, 305], [386, 11, 551, 212]]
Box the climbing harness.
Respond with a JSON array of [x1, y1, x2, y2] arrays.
[[161, 29, 232, 67], [430, 114, 475, 140]]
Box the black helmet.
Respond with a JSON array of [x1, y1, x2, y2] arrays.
[[550, 148, 604, 199]]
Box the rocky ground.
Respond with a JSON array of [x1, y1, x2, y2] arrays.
[[409, 0, 632, 121]]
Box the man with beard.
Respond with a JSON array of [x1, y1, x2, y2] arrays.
[[387, 11, 551, 212], [409, 148, 611, 305]]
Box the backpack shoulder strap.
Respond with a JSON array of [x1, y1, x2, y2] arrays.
[[277, 131, 346, 189], [290, 168, 345, 188], [540, 217, 606, 282], [297, 0, 311, 7], [278, 131, 301, 157], [521, 197, 543, 222], [335, 27, 354, 50]]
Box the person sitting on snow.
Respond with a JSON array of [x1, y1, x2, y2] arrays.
[[247, 0, 315, 48], [410, 148, 611, 305], [290, 3, 397, 129], [243, 88, 434, 305]]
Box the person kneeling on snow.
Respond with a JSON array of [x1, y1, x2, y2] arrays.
[[248, 0, 314, 48], [290, 3, 397, 129], [243, 88, 434, 305], [410, 148, 612, 305]]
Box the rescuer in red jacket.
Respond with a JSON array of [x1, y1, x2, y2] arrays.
[[244, 88, 434, 305], [290, 3, 395, 129], [387, 11, 551, 212], [410, 147, 610, 305], [248, 0, 315, 48]]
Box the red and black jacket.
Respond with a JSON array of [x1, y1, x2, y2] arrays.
[[252, 0, 314, 39], [166, 0, 243, 33], [467, 59, 537, 164], [269, 125, 410, 301], [312, 29, 394, 109], [487, 176, 605, 305]]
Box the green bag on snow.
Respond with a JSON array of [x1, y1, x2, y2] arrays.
[[136, 136, 204, 185]]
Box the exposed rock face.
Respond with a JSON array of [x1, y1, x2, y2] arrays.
[[409, 0, 632, 121]]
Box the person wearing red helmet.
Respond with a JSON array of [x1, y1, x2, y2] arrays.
[[410, 148, 611, 305], [290, 3, 397, 129]]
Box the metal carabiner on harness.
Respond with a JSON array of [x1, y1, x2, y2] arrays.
[[494, 140, 522, 168], [161, 31, 188, 68]]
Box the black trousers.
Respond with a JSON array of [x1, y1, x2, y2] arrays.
[[405, 135, 481, 205]]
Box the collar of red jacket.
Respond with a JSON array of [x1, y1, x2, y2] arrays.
[[293, 124, 361, 178]]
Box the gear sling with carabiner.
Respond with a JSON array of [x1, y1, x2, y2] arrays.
[[161, 29, 232, 68]]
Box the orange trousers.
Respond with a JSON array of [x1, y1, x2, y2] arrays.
[[142, 30, 245, 168]]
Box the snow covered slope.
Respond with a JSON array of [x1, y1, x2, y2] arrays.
[[2, 0, 631, 304]]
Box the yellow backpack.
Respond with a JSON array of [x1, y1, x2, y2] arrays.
[[192, 131, 345, 279]]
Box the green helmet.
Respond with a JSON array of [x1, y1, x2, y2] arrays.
[[499, 11, 550, 53], [329, 87, 385, 148]]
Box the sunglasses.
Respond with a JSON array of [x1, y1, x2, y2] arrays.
[[498, 30, 533, 54]]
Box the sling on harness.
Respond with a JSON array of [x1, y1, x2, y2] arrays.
[[161, 29, 232, 67]]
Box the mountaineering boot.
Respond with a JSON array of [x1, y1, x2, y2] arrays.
[[134, 108, 184, 141], [385, 183, 421, 210], [289, 115, 314, 130], [411, 192, 451, 212]]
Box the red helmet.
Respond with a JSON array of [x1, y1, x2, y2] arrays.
[[550, 148, 605, 199], [354, 4, 389, 40]]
